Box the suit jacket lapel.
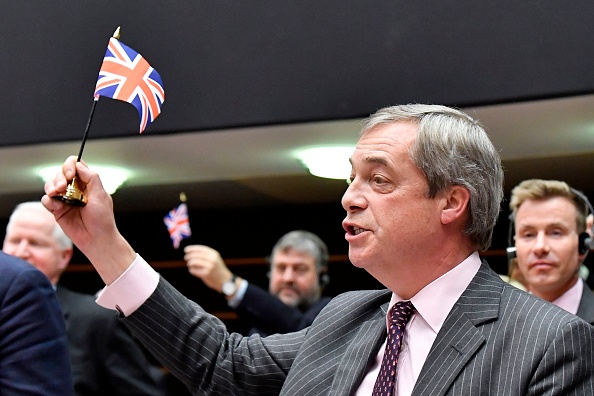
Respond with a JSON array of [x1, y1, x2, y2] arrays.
[[577, 282, 594, 325], [412, 262, 502, 396], [328, 301, 389, 396]]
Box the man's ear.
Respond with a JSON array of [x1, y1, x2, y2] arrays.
[[441, 185, 470, 225], [58, 248, 73, 272]]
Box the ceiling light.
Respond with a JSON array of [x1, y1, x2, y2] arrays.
[[37, 164, 129, 195], [296, 146, 355, 180]]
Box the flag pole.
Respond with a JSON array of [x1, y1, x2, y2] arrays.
[[51, 26, 122, 207], [77, 26, 120, 162], [76, 97, 99, 162]]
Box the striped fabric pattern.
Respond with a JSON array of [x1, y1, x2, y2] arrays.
[[123, 262, 594, 396]]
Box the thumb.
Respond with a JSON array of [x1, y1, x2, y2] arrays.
[[75, 162, 107, 193], [75, 161, 92, 183]]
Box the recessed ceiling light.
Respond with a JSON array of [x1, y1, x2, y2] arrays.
[[37, 164, 130, 195], [295, 146, 355, 180]]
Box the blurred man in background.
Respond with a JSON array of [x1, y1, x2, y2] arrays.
[[3, 202, 166, 396], [185, 230, 332, 335]]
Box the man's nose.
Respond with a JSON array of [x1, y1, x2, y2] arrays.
[[281, 267, 295, 281], [533, 233, 550, 255], [341, 178, 367, 212]]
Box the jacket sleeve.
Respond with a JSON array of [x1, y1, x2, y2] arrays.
[[123, 277, 303, 396], [0, 267, 74, 396], [527, 317, 594, 395]]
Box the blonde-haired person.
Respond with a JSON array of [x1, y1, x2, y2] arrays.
[[509, 179, 594, 325]]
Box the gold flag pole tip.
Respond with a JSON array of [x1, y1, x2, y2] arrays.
[[51, 176, 87, 206]]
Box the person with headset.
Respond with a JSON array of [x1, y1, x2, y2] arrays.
[[508, 179, 594, 324], [184, 230, 332, 336]]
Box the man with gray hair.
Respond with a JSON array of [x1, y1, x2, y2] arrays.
[[185, 230, 332, 335], [43, 104, 594, 395], [3, 202, 166, 396]]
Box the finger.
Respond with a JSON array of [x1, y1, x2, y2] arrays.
[[41, 194, 64, 213], [62, 156, 79, 181], [184, 244, 206, 254], [74, 161, 92, 183], [44, 179, 58, 196], [186, 260, 206, 270]]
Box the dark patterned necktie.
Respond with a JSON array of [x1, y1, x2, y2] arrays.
[[372, 300, 416, 396]]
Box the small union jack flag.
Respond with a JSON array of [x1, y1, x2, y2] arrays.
[[94, 37, 165, 133], [164, 203, 191, 249]]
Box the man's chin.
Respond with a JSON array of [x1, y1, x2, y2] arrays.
[[278, 293, 300, 307]]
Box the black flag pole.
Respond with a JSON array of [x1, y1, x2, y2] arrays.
[[51, 27, 122, 207], [76, 96, 99, 163]]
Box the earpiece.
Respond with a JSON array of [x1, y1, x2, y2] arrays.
[[319, 272, 330, 288], [579, 232, 593, 255], [506, 213, 517, 260]]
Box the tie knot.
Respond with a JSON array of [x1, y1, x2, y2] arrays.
[[389, 300, 415, 327]]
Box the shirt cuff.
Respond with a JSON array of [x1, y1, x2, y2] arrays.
[[227, 279, 248, 308], [95, 254, 159, 316]]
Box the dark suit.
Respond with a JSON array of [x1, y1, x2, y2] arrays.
[[55, 285, 165, 396], [237, 283, 332, 336], [0, 252, 73, 396], [577, 281, 594, 325], [123, 261, 594, 395]]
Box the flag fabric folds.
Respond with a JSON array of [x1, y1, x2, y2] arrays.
[[94, 37, 165, 133], [164, 203, 191, 249]]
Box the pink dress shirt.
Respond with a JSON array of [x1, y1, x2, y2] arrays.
[[355, 252, 481, 396], [550, 277, 583, 315]]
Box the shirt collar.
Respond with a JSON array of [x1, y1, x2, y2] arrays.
[[551, 277, 583, 315], [387, 251, 482, 333]]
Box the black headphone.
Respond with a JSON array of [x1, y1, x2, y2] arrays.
[[507, 187, 594, 260], [318, 271, 330, 288]]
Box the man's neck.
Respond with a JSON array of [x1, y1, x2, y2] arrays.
[[529, 275, 579, 302]]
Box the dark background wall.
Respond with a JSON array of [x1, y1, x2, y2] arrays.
[[3, 1, 594, 146]]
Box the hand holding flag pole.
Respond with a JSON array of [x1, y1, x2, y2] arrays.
[[52, 26, 165, 206]]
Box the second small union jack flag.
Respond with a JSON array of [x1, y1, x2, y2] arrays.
[[164, 203, 192, 249], [94, 36, 165, 133]]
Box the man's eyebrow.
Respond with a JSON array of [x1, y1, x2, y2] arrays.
[[349, 155, 389, 167], [363, 155, 388, 166]]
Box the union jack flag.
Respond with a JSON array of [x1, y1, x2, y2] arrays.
[[94, 37, 165, 133], [164, 203, 192, 249]]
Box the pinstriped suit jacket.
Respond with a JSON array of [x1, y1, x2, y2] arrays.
[[123, 262, 594, 395]]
